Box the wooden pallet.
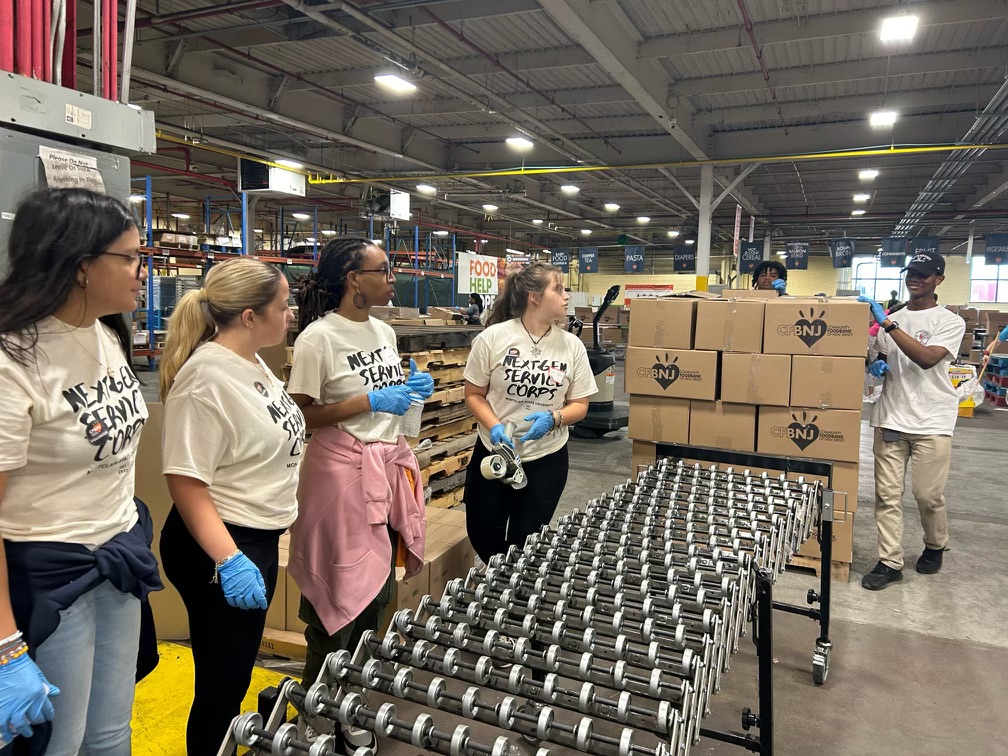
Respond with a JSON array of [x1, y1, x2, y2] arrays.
[[429, 486, 464, 509], [421, 402, 472, 427], [405, 347, 471, 371], [426, 383, 465, 407], [788, 555, 851, 583], [416, 416, 478, 442], [429, 470, 466, 496], [414, 431, 477, 468], [426, 449, 472, 480], [427, 365, 466, 385], [392, 325, 482, 354]]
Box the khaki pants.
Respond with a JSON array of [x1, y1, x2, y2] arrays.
[[872, 428, 952, 570]]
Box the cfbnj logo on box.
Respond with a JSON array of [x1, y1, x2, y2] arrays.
[[637, 353, 703, 390], [769, 411, 846, 451], [776, 308, 854, 348]]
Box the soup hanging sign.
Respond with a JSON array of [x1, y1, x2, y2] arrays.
[[457, 252, 500, 295]]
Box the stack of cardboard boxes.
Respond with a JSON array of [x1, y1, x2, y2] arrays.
[[574, 306, 629, 348], [624, 295, 868, 576], [947, 306, 1008, 360]]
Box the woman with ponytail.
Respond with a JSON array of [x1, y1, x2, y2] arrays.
[[159, 257, 305, 754], [463, 262, 597, 563], [286, 238, 432, 753]]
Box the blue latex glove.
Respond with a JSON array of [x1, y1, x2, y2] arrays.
[[858, 295, 887, 325], [999, 326, 1008, 342], [0, 653, 59, 740], [869, 360, 890, 378], [771, 278, 787, 294], [405, 358, 435, 399], [368, 384, 422, 415], [217, 551, 268, 610], [520, 412, 556, 443], [489, 423, 514, 449]]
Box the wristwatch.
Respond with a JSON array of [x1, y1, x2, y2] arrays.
[[884, 322, 898, 334]]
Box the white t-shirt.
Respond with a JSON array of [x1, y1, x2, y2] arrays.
[[162, 342, 304, 530], [464, 319, 597, 462], [0, 318, 146, 547], [287, 313, 407, 443], [871, 306, 966, 436]]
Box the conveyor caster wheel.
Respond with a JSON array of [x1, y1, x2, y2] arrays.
[[481, 455, 507, 480], [812, 641, 832, 685]]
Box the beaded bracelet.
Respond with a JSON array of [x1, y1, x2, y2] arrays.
[[0, 643, 28, 666]]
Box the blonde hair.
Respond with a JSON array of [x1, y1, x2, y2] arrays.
[[159, 257, 283, 399], [485, 262, 563, 326]]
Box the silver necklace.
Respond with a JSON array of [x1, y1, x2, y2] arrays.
[[520, 319, 549, 357], [69, 325, 115, 378]]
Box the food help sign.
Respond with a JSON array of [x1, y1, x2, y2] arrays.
[[457, 252, 500, 295]]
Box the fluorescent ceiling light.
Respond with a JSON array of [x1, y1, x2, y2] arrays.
[[684, 239, 695, 245], [636, 216, 650, 223], [778, 252, 788, 258], [851, 209, 866, 216], [542, 249, 551, 254], [171, 212, 190, 219], [416, 183, 436, 194], [433, 230, 450, 236], [505, 248, 521, 254], [869, 110, 897, 127], [560, 185, 580, 195], [580, 229, 592, 236], [128, 194, 145, 203], [275, 158, 303, 169], [853, 193, 871, 202], [482, 204, 498, 212], [371, 239, 383, 245], [480, 239, 489, 243], [305, 237, 316, 243], [859, 168, 879, 180], [880, 15, 918, 42], [321, 229, 337, 236], [374, 73, 416, 93], [604, 202, 620, 212], [505, 136, 534, 150], [254, 229, 263, 233], [292, 212, 310, 220], [532, 219, 544, 225], [667, 230, 680, 238]]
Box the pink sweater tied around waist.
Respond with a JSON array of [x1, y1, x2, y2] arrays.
[[288, 426, 426, 635]]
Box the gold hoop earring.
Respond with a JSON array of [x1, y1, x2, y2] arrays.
[[352, 290, 367, 309], [80, 276, 89, 290]]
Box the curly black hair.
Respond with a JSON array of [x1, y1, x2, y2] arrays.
[[751, 259, 788, 285], [297, 237, 371, 331]]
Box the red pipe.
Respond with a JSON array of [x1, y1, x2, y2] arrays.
[[110, 0, 118, 99], [42, 0, 50, 81], [78, 0, 282, 37], [0, 0, 14, 72], [14, 0, 28, 74], [31, 0, 42, 78], [62, 0, 75, 87], [103, 0, 111, 97], [735, 0, 788, 134]]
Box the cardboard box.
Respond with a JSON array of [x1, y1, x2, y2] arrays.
[[694, 299, 766, 352], [789, 356, 866, 410], [597, 309, 619, 326], [574, 306, 594, 322], [267, 563, 287, 631], [599, 325, 627, 345], [627, 397, 690, 444], [756, 407, 861, 463], [285, 570, 306, 634], [617, 308, 631, 326], [721, 288, 777, 299], [720, 353, 791, 406], [628, 299, 697, 349], [631, 440, 657, 473], [797, 513, 853, 563], [395, 562, 431, 611], [762, 298, 869, 357], [624, 347, 719, 400], [688, 401, 757, 452]]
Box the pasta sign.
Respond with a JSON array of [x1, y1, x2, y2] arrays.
[[457, 252, 500, 295]]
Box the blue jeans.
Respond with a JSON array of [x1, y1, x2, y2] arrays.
[[32, 580, 141, 755]]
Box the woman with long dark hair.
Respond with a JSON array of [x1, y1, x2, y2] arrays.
[[286, 238, 432, 754], [454, 293, 484, 325], [0, 188, 162, 754], [462, 262, 597, 563], [159, 257, 304, 754]]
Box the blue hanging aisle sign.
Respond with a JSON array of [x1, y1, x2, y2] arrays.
[[673, 244, 696, 273], [739, 240, 763, 274], [551, 248, 570, 272], [909, 236, 941, 258], [784, 241, 809, 270], [624, 245, 646, 273], [578, 246, 599, 273], [880, 237, 907, 268], [829, 238, 855, 269], [985, 234, 1008, 265]]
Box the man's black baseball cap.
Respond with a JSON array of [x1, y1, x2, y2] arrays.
[[902, 251, 945, 276]]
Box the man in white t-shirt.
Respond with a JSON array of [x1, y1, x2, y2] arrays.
[[858, 251, 966, 591]]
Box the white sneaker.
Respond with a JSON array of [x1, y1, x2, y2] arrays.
[[342, 724, 378, 755]]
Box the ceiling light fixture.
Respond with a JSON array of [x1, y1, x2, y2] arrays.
[[321, 229, 337, 236], [532, 219, 544, 225], [667, 230, 680, 238], [416, 183, 436, 194], [505, 136, 534, 150], [128, 194, 145, 203], [851, 209, 866, 216], [254, 229, 263, 234], [853, 193, 871, 202], [292, 212, 310, 220], [433, 230, 450, 236], [604, 202, 620, 212], [374, 73, 416, 93], [171, 212, 190, 220], [880, 14, 919, 42], [305, 237, 316, 243], [482, 204, 498, 212], [869, 110, 897, 127], [636, 216, 650, 223], [480, 239, 489, 244], [560, 185, 580, 195], [275, 158, 303, 169], [542, 249, 551, 255], [580, 229, 592, 236], [685, 239, 695, 245], [859, 168, 880, 180]]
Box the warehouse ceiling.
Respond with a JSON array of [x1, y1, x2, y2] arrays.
[[106, 0, 1008, 251]]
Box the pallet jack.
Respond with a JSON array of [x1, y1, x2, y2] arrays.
[[572, 285, 629, 438]]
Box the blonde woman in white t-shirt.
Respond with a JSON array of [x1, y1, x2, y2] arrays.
[[159, 257, 305, 754], [462, 262, 597, 564], [0, 188, 161, 754]]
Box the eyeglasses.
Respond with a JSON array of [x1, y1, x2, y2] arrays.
[[357, 266, 395, 280], [103, 252, 145, 278]]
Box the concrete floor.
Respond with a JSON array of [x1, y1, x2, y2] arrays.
[[138, 363, 1008, 755]]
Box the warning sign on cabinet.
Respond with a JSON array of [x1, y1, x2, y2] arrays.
[[38, 146, 106, 193]]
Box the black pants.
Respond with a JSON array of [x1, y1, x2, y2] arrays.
[[463, 440, 569, 563], [160, 506, 283, 756], [299, 528, 397, 687]]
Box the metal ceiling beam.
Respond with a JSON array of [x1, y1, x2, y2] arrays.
[[382, 0, 540, 30], [936, 161, 1008, 234], [640, 0, 1008, 59], [697, 85, 1002, 127], [413, 116, 657, 141], [676, 48, 1008, 98]]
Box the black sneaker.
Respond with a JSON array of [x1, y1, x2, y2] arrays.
[[861, 562, 903, 591], [916, 547, 944, 574]]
